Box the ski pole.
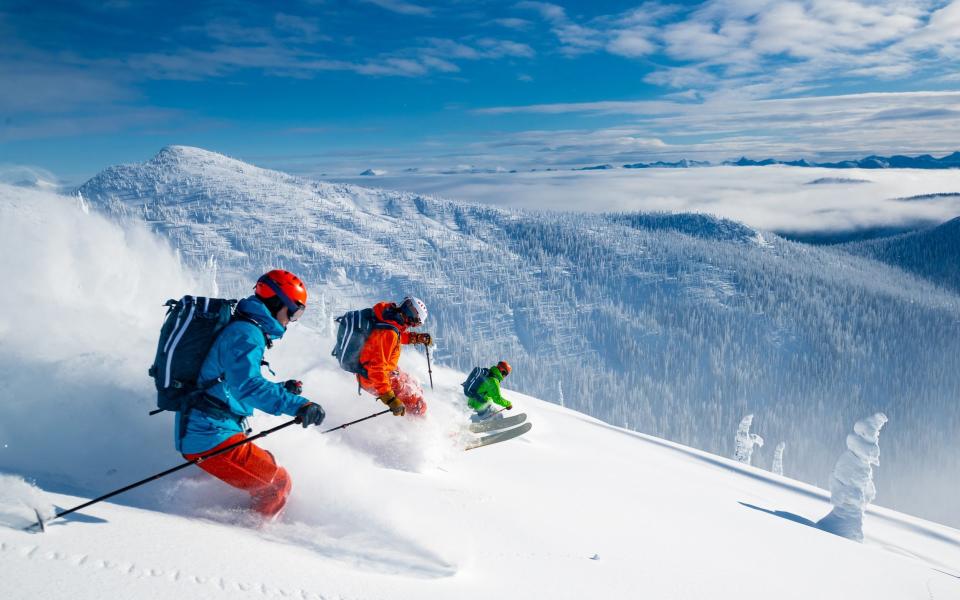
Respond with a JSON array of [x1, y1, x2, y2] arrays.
[[425, 345, 434, 389], [319, 409, 390, 434], [28, 409, 390, 532]]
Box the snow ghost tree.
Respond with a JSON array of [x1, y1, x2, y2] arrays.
[[772, 442, 785, 476], [734, 414, 764, 465], [817, 413, 888, 542]]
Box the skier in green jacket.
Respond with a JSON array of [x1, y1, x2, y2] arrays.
[[466, 360, 513, 421]]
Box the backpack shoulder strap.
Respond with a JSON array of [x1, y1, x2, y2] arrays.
[[369, 307, 401, 337], [373, 321, 400, 336]]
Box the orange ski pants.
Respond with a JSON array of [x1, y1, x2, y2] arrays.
[[183, 433, 292, 517]]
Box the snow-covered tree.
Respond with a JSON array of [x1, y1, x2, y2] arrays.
[[772, 442, 785, 476], [817, 412, 888, 542], [734, 414, 764, 465]]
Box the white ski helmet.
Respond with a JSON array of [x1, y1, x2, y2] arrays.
[[399, 296, 428, 326]]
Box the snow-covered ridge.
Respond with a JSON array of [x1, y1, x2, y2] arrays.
[[610, 212, 763, 244], [840, 217, 960, 293], [77, 147, 960, 527]]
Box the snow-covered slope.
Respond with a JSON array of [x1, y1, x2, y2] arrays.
[[75, 147, 960, 527], [0, 182, 958, 600], [3, 396, 959, 600], [840, 217, 960, 293]]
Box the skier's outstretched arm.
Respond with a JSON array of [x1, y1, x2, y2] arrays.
[[224, 337, 305, 417]]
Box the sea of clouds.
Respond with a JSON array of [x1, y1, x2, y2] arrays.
[[333, 166, 960, 235]]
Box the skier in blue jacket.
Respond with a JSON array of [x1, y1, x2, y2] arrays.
[[178, 270, 325, 517]]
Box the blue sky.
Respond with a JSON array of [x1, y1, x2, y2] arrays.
[[2, 0, 960, 181]]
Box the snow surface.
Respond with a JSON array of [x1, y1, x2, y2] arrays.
[[73, 147, 960, 527], [1, 182, 959, 600], [3, 398, 959, 600]]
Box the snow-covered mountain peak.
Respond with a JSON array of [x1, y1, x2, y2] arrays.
[[152, 145, 257, 172], [97, 144, 303, 190]]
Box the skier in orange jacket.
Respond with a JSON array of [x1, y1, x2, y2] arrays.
[[358, 297, 432, 416]]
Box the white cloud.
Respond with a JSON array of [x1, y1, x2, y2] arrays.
[[121, 28, 534, 82], [423, 38, 481, 60], [422, 37, 535, 61], [515, 1, 567, 23], [493, 17, 534, 30], [360, 0, 433, 17], [477, 38, 536, 58], [419, 55, 460, 73], [348, 166, 960, 235], [606, 29, 656, 57], [356, 57, 429, 77], [0, 107, 185, 143], [652, 1, 948, 96], [512, 0, 960, 102], [0, 63, 136, 113], [471, 90, 960, 165], [516, 1, 605, 55], [898, 0, 960, 58], [273, 13, 329, 43]]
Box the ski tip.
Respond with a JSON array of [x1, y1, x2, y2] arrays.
[[464, 422, 533, 451]]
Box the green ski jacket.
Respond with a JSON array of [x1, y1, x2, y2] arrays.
[[467, 365, 512, 410]]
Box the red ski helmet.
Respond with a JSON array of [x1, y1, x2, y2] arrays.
[[497, 360, 512, 377], [255, 269, 307, 321]]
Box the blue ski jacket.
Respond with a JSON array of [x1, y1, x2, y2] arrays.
[[175, 296, 306, 454]]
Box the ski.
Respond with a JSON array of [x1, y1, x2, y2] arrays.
[[464, 422, 532, 451], [469, 413, 527, 434]]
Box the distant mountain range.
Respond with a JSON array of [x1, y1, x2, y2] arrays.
[[725, 152, 960, 169], [571, 152, 960, 172], [354, 152, 960, 178], [575, 160, 711, 170], [547, 152, 960, 172], [623, 159, 711, 169]]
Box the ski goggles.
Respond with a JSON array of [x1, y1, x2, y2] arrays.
[[399, 301, 422, 326], [257, 275, 306, 322]]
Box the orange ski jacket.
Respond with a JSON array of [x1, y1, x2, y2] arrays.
[[357, 302, 412, 396]]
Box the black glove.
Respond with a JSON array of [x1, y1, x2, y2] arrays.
[[284, 379, 303, 395], [295, 402, 325, 428]]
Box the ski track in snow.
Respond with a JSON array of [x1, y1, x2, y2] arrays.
[[0, 538, 347, 599]]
